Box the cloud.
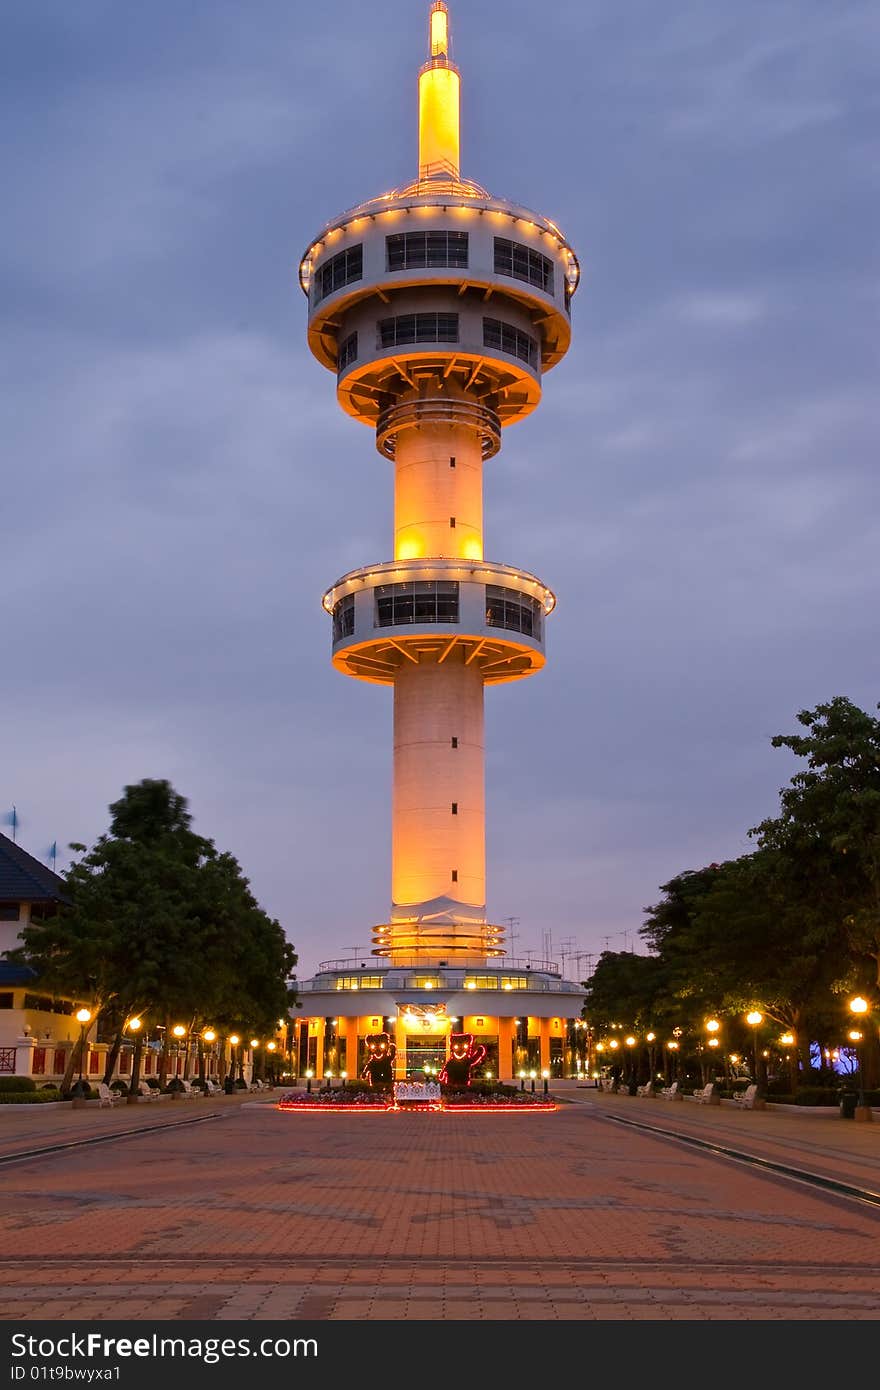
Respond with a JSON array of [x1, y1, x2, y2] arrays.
[[677, 293, 766, 327], [2, 0, 878, 976]]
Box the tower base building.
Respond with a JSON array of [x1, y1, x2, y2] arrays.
[[293, 4, 586, 1083]]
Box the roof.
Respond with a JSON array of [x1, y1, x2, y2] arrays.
[[0, 960, 38, 986], [0, 834, 70, 905]]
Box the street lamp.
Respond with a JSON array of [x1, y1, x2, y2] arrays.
[[624, 1035, 636, 1092], [848, 997, 871, 1115], [529, 1069, 537, 1093], [746, 1011, 763, 1084], [542, 1068, 550, 1095], [170, 1024, 186, 1085], [228, 1033, 240, 1090], [73, 1007, 92, 1099], [305, 1067, 314, 1094]]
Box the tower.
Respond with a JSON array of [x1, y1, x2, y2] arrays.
[[295, 3, 584, 1083]]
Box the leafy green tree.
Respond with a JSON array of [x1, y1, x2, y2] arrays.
[[753, 697, 880, 990], [752, 697, 880, 1084], [18, 780, 297, 1095]]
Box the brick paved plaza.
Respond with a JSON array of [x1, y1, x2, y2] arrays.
[[1, 1088, 878, 1321]]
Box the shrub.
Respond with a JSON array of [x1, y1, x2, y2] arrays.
[[0, 1090, 64, 1104], [793, 1087, 840, 1106], [0, 1076, 37, 1093], [110, 1080, 128, 1094]]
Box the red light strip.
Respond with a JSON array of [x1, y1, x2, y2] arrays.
[[276, 1101, 558, 1114]]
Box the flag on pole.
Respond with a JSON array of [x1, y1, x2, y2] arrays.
[[46, 841, 58, 871], [2, 807, 18, 842]]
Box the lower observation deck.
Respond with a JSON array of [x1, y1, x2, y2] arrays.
[[323, 557, 555, 686]]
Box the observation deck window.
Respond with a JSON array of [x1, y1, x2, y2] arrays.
[[332, 594, 355, 642], [386, 230, 469, 271], [334, 975, 384, 991], [494, 237, 554, 294], [375, 580, 459, 628], [313, 244, 363, 305], [337, 331, 358, 375], [485, 585, 543, 639], [378, 313, 459, 349], [482, 318, 537, 369], [464, 975, 529, 991]]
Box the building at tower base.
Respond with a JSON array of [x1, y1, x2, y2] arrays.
[[293, 3, 587, 1083]]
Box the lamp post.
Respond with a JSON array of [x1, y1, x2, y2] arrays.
[[529, 1069, 537, 1093], [542, 1068, 550, 1095], [266, 1041, 277, 1085], [202, 1028, 216, 1088], [624, 1035, 637, 1093], [778, 1032, 795, 1092], [170, 1024, 186, 1091], [848, 997, 871, 1120], [746, 1011, 763, 1086], [227, 1034, 240, 1093], [124, 1015, 144, 1102], [666, 1040, 679, 1084], [704, 1019, 720, 1084], [305, 1068, 314, 1094], [72, 1007, 92, 1102], [645, 1031, 657, 1086]]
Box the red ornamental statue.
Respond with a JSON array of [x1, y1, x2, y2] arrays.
[[361, 1032, 396, 1086], [439, 1032, 486, 1086]]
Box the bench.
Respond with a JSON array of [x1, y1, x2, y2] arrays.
[[732, 1084, 765, 1110], [137, 1081, 161, 1102], [97, 1083, 123, 1108], [636, 1082, 655, 1097], [692, 1083, 720, 1105], [660, 1081, 683, 1100]]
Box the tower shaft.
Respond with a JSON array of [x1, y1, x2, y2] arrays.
[[392, 654, 485, 943], [394, 403, 483, 563]]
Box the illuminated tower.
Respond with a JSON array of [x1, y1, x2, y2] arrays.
[[296, 4, 583, 1081]]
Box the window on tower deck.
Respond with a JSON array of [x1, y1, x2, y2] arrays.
[[313, 244, 363, 305], [375, 580, 459, 627], [337, 331, 358, 375], [483, 318, 538, 370], [377, 313, 459, 349], [485, 585, 544, 639], [386, 230, 469, 271], [332, 594, 355, 642], [494, 237, 554, 294]]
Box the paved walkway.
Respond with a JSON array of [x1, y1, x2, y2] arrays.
[[0, 1088, 878, 1320], [563, 1084, 880, 1192]]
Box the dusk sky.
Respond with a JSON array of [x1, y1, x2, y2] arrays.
[[3, 0, 877, 982]]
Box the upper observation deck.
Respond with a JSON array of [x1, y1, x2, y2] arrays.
[[298, 2, 579, 433]]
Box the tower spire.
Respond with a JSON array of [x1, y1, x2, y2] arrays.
[[419, 2, 460, 181]]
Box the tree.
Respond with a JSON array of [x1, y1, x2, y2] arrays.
[[752, 697, 880, 1084], [18, 780, 298, 1094], [753, 697, 880, 989]]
